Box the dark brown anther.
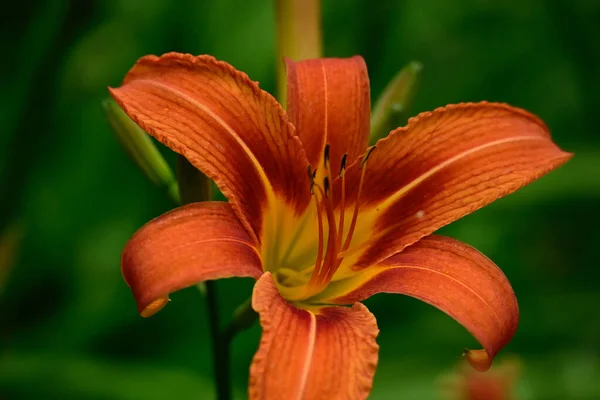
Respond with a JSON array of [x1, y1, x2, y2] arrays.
[[339, 153, 348, 177], [323, 176, 330, 197], [324, 144, 331, 167], [360, 146, 377, 168], [307, 165, 315, 194]]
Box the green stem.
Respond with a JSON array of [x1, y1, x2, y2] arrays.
[[176, 156, 231, 399], [176, 157, 261, 399], [205, 295, 257, 400], [205, 280, 231, 400]]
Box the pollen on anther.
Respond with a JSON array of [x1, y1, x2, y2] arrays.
[[324, 144, 331, 167], [339, 153, 348, 177], [307, 165, 316, 194], [360, 146, 377, 168], [323, 176, 330, 197]]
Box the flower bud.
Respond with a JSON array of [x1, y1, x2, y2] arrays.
[[370, 61, 423, 143], [102, 99, 180, 204]]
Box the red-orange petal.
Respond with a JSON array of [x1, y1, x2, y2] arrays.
[[336, 102, 572, 267], [250, 273, 379, 400], [324, 235, 518, 371], [286, 57, 370, 176], [109, 53, 311, 246], [122, 202, 262, 317]]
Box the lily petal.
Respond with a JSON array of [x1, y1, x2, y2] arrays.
[[286, 57, 370, 177], [110, 53, 311, 245], [320, 235, 518, 372], [250, 273, 379, 400], [122, 202, 262, 317], [337, 102, 572, 267]]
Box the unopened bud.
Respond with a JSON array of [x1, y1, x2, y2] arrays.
[[103, 99, 180, 204], [370, 61, 423, 143]]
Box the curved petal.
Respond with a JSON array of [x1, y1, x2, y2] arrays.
[[319, 235, 518, 372], [250, 273, 379, 400], [335, 102, 572, 267], [122, 202, 262, 317], [286, 57, 370, 178], [109, 53, 311, 246]]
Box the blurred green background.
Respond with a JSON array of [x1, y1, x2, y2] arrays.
[[1, 0, 599, 399]]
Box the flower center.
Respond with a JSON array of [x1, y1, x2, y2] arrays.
[[275, 144, 375, 303]]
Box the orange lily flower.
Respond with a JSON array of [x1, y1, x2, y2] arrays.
[[110, 53, 571, 399]]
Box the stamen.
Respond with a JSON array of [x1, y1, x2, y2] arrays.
[[309, 191, 325, 283], [306, 147, 376, 294], [305, 181, 337, 285], [323, 144, 335, 202], [317, 188, 339, 284], [307, 165, 316, 194], [339, 154, 348, 178], [336, 153, 348, 251], [360, 145, 377, 168], [342, 146, 375, 251]]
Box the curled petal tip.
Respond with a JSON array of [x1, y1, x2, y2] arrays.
[[140, 297, 169, 318], [121, 203, 262, 319], [463, 349, 492, 372]]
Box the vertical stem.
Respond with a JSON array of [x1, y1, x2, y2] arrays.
[[177, 156, 231, 400], [205, 280, 231, 400], [275, 0, 322, 106]]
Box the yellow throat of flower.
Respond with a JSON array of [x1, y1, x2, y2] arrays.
[[270, 145, 376, 307]]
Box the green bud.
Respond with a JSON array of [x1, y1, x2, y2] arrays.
[[102, 99, 180, 204], [370, 61, 423, 144]]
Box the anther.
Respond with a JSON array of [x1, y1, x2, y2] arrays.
[[324, 144, 331, 168], [339, 153, 348, 178], [307, 165, 315, 194], [342, 149, 371, 252], [360, 146, 376, 168], [323, 176, 330, 197]]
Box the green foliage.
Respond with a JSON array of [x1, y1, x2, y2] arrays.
[[1, 0, 599, 398]]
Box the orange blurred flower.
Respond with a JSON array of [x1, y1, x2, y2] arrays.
[[441, 358, 520, 400]]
